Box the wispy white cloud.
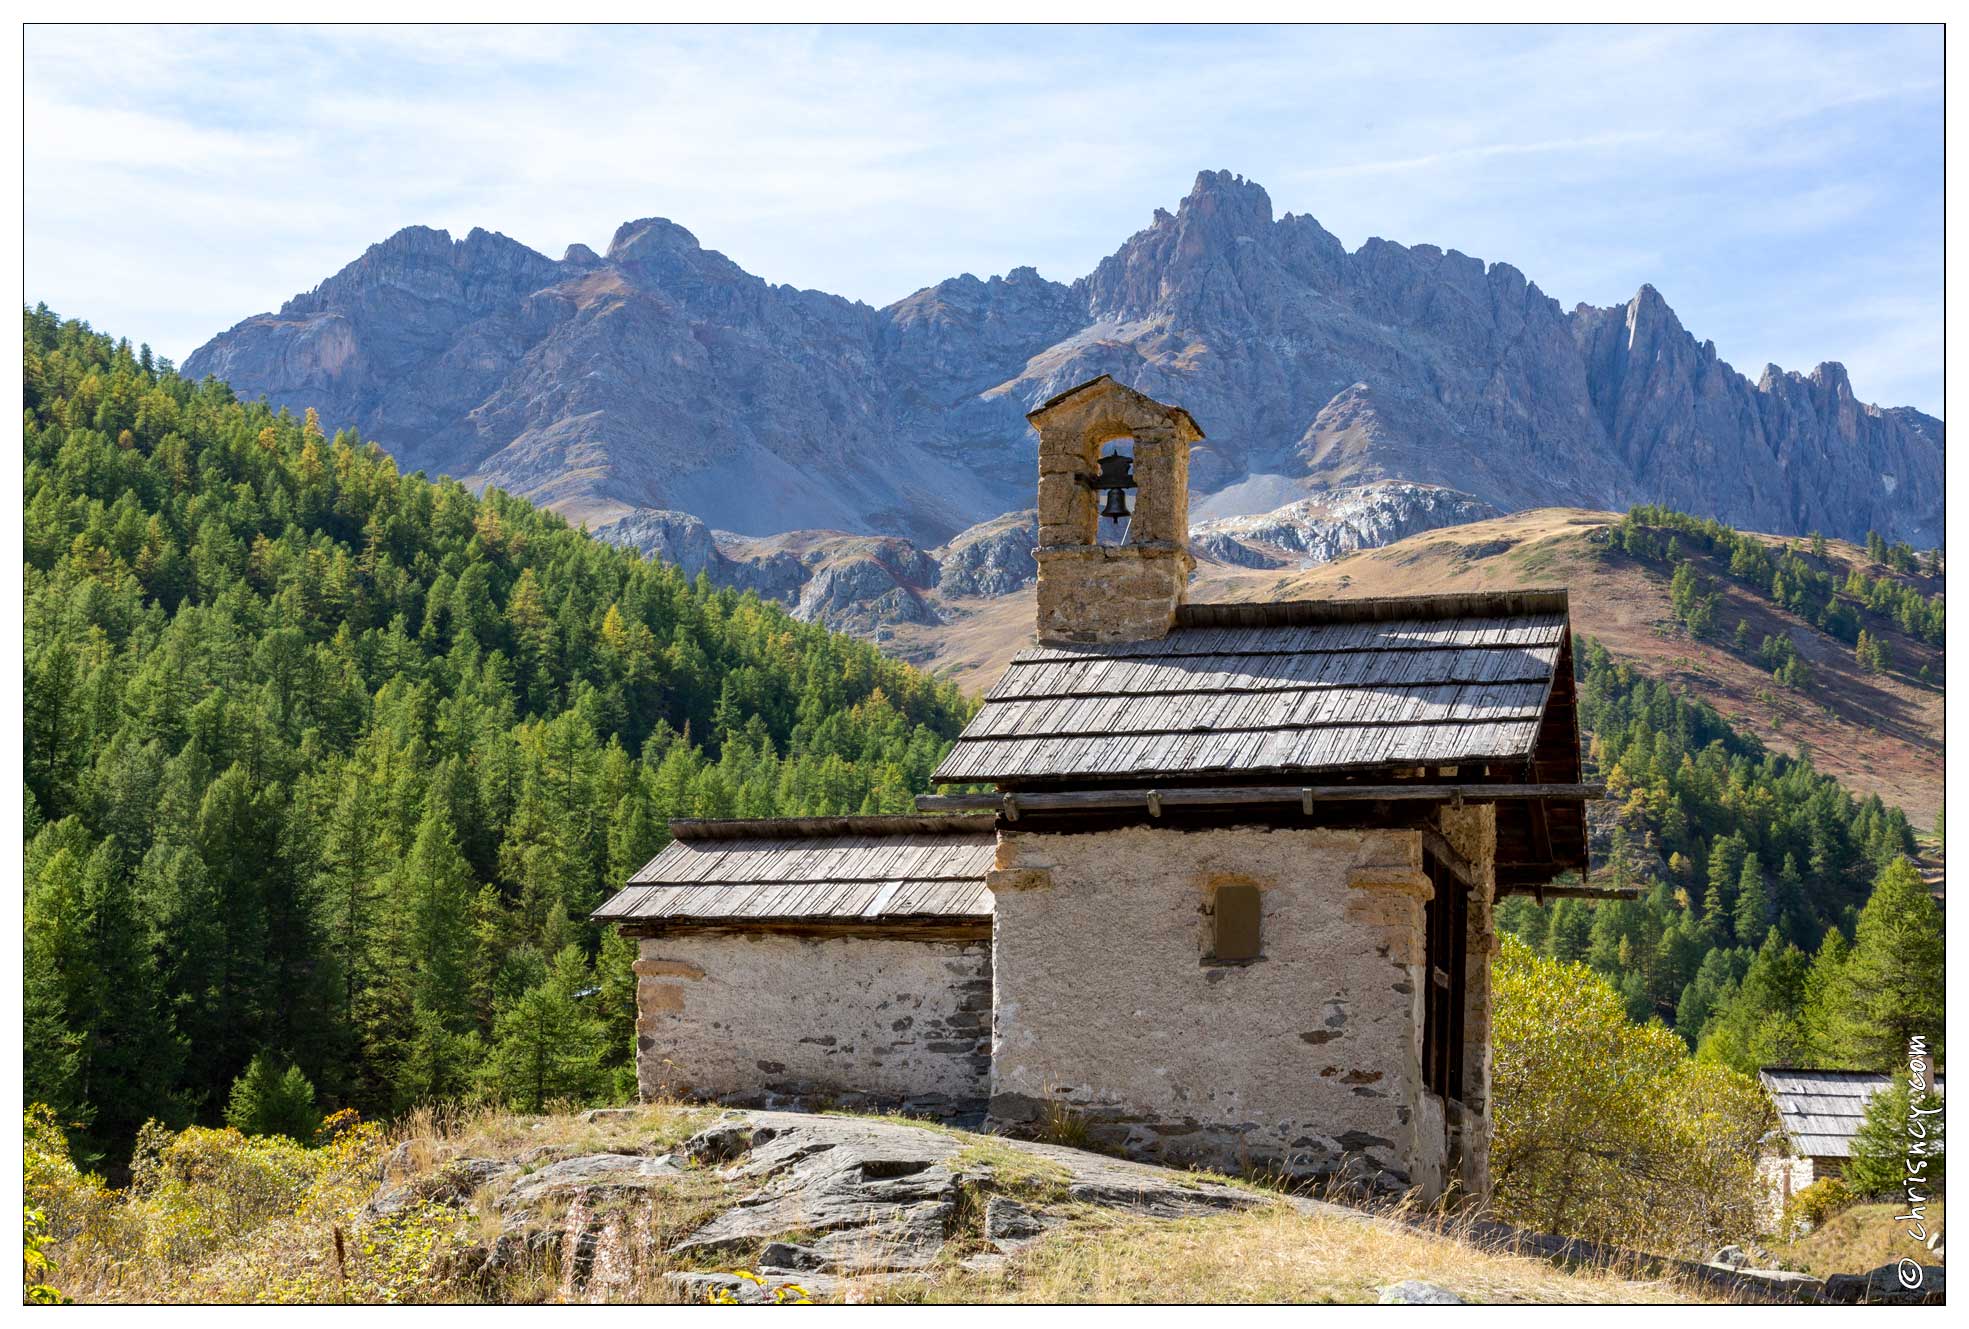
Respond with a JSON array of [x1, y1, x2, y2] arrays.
[[1302, 131, 1667, 181], [22, 22, 1941, 413]]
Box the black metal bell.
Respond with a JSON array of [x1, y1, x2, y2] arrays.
[[1100, 486, 1132, 522], [1094, 449, 1137, 492]]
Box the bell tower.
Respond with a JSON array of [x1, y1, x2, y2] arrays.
[[1027, 375, 1203, 644]]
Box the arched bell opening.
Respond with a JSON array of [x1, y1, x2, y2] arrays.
[[1090, 436, 1137, 547]]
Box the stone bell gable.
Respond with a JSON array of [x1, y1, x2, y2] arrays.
[[1029, 374, 1204, 644]]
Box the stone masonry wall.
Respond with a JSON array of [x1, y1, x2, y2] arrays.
[[633, 930, 991, 1118], [1030, 380, 1197, 644], [987, 823, 1436, 1191], [1034, 543, 1191, 644]]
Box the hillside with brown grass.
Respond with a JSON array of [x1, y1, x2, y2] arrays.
[[897, 509, 1943, 829], [29, 1102, 1729, 1305]]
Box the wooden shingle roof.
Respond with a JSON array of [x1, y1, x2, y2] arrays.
[[1759, 1068, 1946, 1160], [933, 590, 1573, 787], [591, 815, 995, 927]]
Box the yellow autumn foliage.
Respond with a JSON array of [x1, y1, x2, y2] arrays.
[[1490, 935, 1775, 1255], [22, 1106, 479, 1304]]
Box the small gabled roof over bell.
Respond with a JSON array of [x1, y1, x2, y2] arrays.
[[1026, 374, 1204, 442]]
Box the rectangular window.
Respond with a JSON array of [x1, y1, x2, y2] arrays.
[[1421, 851, 1468, 1103], [1211, 882, 1262, 963]]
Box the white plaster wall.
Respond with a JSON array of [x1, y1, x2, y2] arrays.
[[1759, 1154, 1817, 1231], [634, 931, 990, 1115], [988, 823, 1433, 1189]]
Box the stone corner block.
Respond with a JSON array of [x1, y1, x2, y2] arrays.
[[634, 957, 707, 980], [1346, 867, 1433, 900]]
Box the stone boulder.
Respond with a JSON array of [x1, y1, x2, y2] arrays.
[[500, 1152, 680, 1209], [1819, 1262, 1943, 1305], [1377, 1280, 1466, 1304]]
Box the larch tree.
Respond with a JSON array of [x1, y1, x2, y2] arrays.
[[1823, 858, 1945, 1071]]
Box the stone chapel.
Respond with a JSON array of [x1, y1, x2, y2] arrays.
[[595, 375, 1595, 1200]]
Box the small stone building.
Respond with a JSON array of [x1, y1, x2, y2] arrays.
[[592, 816, 996, 1118], [596, 375, 1593, 1201], [1758, 1067, 1947, 1216]]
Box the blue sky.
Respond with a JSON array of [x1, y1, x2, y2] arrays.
[[25, 23, 1943, 414]]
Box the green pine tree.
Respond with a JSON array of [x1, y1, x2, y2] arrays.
[[1733, 854, 1771, 943], [1798, 927, 1851, 1062], [1844, 1079, 1945, 1199], [224, 1053, 321, 1140], [1822, 859, 1945, 1071], [479, 946, 611, 1112]]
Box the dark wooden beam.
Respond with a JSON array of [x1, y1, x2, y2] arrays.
[[618, 919, 991, 942], [1420, 828, 1477, 885], [1527, 797, 1554, 865], [915, 782, 1606, 815], [1495, 883, 1643, 901]]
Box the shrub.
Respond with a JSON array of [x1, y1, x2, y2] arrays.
[[24, 1099, 393, 1302], [1490, 935, 1775, 1255], [24, 1204, 71, 1304], [1784, 1176, 1852, 1230], [23, 1105, 121, 1253]]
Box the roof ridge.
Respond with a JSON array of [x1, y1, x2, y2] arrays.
[[1176, 589, 1570, 629], [667, 814, 996, 842]]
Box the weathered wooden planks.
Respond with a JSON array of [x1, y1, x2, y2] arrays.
[[594, 816, 996, 924], [1757, 1068, 1947, 1160], [938, 594, 1576, 786]]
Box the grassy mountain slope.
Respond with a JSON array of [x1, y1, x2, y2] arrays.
[[898, 508, 1943, 828]]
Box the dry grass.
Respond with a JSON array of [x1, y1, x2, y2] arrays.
[[390, 1099, 716, 1178], [897, 1201, 1723, 1305], [949, 1136, 1074, 1202], [32, 1100, 726, 1305], [1768, 1201, 1944, 1280]]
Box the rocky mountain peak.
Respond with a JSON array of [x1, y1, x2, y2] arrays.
[[1078, 170, 1290, 322], [1182, 168, 1275, 234], [605, 216, 706, 264], [269, 224, 562, 330], [187, 168, 1943, 555], [1810, 361, 1854, 399], [1623, 282, 1685, 343]]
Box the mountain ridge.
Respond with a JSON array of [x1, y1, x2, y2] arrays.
[[186, 170, 1943, 548]]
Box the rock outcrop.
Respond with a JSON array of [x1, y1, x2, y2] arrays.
[[934, 510, 1040, 599], [367, 1107, 1873, 1305], [188, 171, 1942, 549], [595, 484, 1491, 641], [406, 1108, 1297, 1301], [1191, 483, 1502, 569], [592, 515, 942, 636]]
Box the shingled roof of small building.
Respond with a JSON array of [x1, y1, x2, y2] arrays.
[[591, 815, 995, 926], [1759, 1067, 1947, 1160], [934, 589, 1577, 786]]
